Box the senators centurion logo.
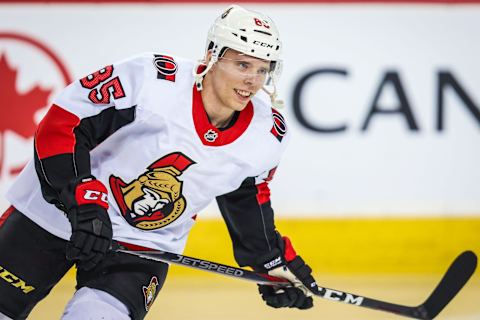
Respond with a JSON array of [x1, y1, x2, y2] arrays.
[[143, 276, 159, 312], [109, 152, 195, 230]]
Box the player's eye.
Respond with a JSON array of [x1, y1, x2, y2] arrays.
[[258, 67, 269, 75], [237, 62, 249, 70]]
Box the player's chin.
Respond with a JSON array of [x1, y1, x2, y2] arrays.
[[232, 96, 252, 110], [232, 101, 250, 111]]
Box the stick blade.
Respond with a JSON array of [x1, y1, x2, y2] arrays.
[[420, 250, 477, 319]]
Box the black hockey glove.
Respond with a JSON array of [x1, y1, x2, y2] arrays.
[[61, 176, 112, 271], [256, 236, 316, 310]]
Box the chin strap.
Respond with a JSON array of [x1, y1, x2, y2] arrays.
[[193, 56, 217, 91], [262, 71, 284, 109]]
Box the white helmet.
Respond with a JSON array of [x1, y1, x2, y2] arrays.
[[194, 5, 284, 107], [207, 4, 281, 62]]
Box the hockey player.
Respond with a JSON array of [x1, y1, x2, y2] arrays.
[[0, 5, 317, 320]]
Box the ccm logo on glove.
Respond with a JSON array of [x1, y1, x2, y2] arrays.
[[256, 235, 316, 310], [65, 177, 113, 271], [84, 190, 108, 202], [75, 179, 109, 209], [263, 256, 282, 270]]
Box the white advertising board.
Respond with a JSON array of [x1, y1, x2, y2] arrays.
[[0, 4, 479, 216]]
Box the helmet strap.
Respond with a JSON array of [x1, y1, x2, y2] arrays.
[[193, 55, 217, 91], [262, 72, 284, 109]]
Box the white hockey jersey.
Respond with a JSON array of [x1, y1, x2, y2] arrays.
[[6, 53, 289, 259]]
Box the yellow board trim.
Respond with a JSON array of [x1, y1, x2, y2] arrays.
[[172, 217, 480, 276], [63, 217, 480, 280]]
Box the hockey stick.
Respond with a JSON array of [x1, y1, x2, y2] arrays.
[[117, 249, 477, 319]]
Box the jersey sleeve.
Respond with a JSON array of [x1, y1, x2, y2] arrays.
[[34, 55, 146, 211], [216, 167, 280, 269]]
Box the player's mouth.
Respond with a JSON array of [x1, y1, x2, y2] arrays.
[[234, 89, 252, 101]]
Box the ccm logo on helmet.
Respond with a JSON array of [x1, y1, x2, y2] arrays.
[[253, 40, 273, 49], [84, 190, 108, 203]]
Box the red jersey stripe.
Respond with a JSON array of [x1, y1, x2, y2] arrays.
[[256, 182, 271, 205], [118, 241, 155, 251], [0, 206, 15, 229], [35, 104, 80, 160]]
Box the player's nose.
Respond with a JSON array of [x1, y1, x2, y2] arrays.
[[243, 74, 261, 87]]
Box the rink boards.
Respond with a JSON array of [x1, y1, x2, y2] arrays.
[[179, 217, 480, 274], [29, 217, 480, 320]]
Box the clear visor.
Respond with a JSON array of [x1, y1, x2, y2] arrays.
[[215, 54, 282, 87], [265, 60, 283, 92]]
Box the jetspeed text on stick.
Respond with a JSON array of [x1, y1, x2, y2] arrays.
[[173, 255, 244, 276]]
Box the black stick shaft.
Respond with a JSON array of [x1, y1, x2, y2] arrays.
[[117, 249, 477, 320], [117, 249, 290, 285]]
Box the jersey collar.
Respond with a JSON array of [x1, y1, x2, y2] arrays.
[[192, 85, 254, 146]]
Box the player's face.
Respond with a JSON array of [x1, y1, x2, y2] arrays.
[[208, 49, 270, 111]]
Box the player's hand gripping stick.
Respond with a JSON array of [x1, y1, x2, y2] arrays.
[[61, 176, 112, 271], [256, 236, 316, 309]]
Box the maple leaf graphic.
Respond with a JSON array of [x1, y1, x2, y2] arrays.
[[0, 53, 52, 177]]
